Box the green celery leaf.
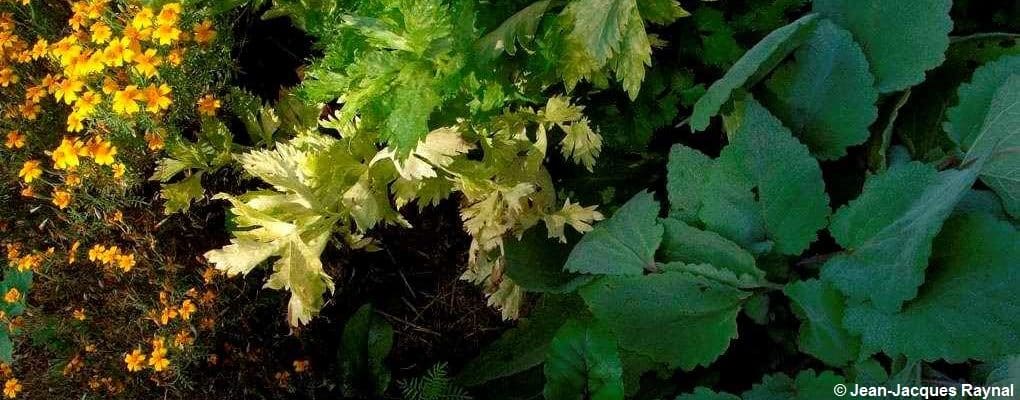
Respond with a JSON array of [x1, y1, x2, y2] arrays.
[[564, 190, 662, 275], [564, 0, 637, 65], [764, 19, 878, 160], [784, 279, 860, 367], [821, 162, 977, 312], [611, 5, 652, 100], [813, 0, 952, 93], [580, 271, 749, 370], [160, 172, 204, 214], [844, 213, 1020, 362], [543, 319, 625, 400], [475, 0, 551, 64], [690, 13, 820, 131], [637, 0, 689, 25]]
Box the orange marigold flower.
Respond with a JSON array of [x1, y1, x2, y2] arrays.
[[116, 253, 135, 272], [2, 378, 21, 399], [145, 130, 165, 150], [293, 359, 310, 373], [179, 299, 196, 320], [132, 7, 154, 30], [149, 348, 170, 372], [142, 83, 172, 113], [112, 163, 126, 179], [153, 23, 181, 46], [73, 308, 86, 320], [4, 131, 24, 149], [52, 137, 84, 170], [157, 3, 181, 26], [52, 190, 72, 209], [132, 48, 160, 78], [90, 21, 112, 44], [193, 20, 216, 44], [3, 288, 20, 304], [196, 94, 220, 116], [112, 85, 142, 114], [124, 349, 146, 372]]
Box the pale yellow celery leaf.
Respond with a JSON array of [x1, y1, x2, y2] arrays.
[[265, 232, 335, 326], [205, 237, 285, 277], [235, 142, 319, 206], [543, 96, 584, 124], [559, 119, 603, 172], [488, 278, 525, 320], [544, 199, 606, 242]]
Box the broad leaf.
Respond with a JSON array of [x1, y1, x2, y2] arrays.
[[676, 387, 741, 400], [457, 295, 585, 387], [666, 144, 713, 223], [505, 230, 595, 293], [564, 191, 662, 275], [699, 99, 829, 255], [690, 13, 820, 131], [785, 280, 860, 366], [742, 370, 846, 400], [160, 172, 204, 214], [475, 1, 552, 64], [580, 271, 749, 370], [658, 217, 762, 282], [543, 319, 624, 400], [764, 19, 878, 160], [339, 304, 394, 396], [813, 0, 952, 93], [946, 56, 1020, 148], [844, 213, 1020, 362], [821, 162, 977, 312]]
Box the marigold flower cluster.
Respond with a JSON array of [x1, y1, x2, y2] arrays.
[[86, 244, 136, 272], [2, 0, 218, 211]]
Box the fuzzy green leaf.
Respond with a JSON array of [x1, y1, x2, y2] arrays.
[[844, 213, 1020, 362], [813, 0, 952, 93], [690, 13, 820, 131], [543, 319, 624, 400], [945, 56, 1020, 148], [742, 370, 846, 400], [764, 19, 878, 160], [339, 304, 394, 396], [505, 229, 595, 293], [580, 271, 749, 370], [676, 387, 741, 400], [659, 218, 762, 282], [666, 144, 713, 223], [700, 99, 829, 255], [785, 280, 860, 367], [821, 162, 978, 312], [564, 191, 662, 275]]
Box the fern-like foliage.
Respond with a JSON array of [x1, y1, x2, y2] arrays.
[[399, 363, 472, 400]]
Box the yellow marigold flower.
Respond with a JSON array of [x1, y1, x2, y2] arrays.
[[99, 245, 119, 264], [157, 3, 181, 26], [18, 160, 42, 183], [2, 378, 20, 399], [197, 94, 220, 116], [52, 190, 72, 209], [0, 68, 18, 87], [149, 349, 170, 372], [112, 85, 142, 114], [132, 7, 154, 29], [153, 23, 181, 46], [4, 131, 24, 149], [30, 38, 48, 59], [101, 77, 119, 94], [122, 26, 150, 44], [102, 37, 129, 66], [66, 111, 85, 133], [90, 21, 112, 43], [142, 83, 172, 113], [16, 254, 39, 272], [54, 78, 85, 105], [159, 306, 177, 325], [112, 163, 126, 179], [73, 90, 102, 117], [86, 137, 117, 165], [72, 308, 86, 320], [0, 362, 11, 376], [87, 245, 105, 262], [111, 210, 123, 223], [116, 253, 134, 272], [179, 299, 196, 320], [132, 48, 160, 78], [52, 137, 84, 170], [293, 359, 310, 373], [124, 349, 146, 372], [193, 20, 216, 44], [145, 130, 165, 150], [3, 288, 19, 304], [18, 102, 40, 120]]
